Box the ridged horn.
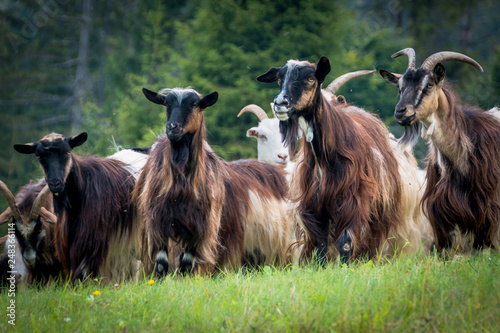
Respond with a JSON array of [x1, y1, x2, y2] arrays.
[[324, 70, 376, 95], [421, 51, 483, 72], [237, 104, 269, 121], [0, 180, 21, 221], [392, 48, 416, 70], [29, 185, 51, 221]]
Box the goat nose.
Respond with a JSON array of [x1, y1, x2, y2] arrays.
[[49, 179, 62, 187], [167, 122, 178, 130], [274, 94, 290, 107], [395, 106, 407, 116], [278, 153, 288, 160]]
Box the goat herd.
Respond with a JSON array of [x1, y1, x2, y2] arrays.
[[1, 48, 499, 287]]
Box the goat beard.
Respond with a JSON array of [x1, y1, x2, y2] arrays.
[[279, 116, 300, 154], [169, 136, 193, 175], [400, 121, 421, 149]]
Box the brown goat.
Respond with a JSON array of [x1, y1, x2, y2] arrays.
[[258, 57, 432, 264], [14, 133, 142, 282], [135, 88, 293, 276], [0, 179, 61, 285], [380, 48, 500, 253]]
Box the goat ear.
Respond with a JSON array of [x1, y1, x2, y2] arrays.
[[433, 63, 446, 86], [40, 207, 57, 225], [142, 88, 166, 105], [68, 132, 88, 149], [257, 67, 280, 83], [379, 69, 401, 85], [246, 127, 260, 138], [315, 56, 331, 84], [336, 95, 347, 104], [13, 142, 37, 154], [199, 92, 218, 109]]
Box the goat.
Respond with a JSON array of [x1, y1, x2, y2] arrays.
[[257, 57, 432, 264], [13, 133, 141, 282], [0, 179, 61, 285], [379, 48, 500, 253], [134, 87, 292, 276], [237, 104, 291, 168]]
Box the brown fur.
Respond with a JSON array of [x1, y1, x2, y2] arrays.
[[134, 91, 292, 275], [0, 180, 62, 285], [53, 155, 140, 282], [293, 96, 405, 260], [421, 86, 500, 251]]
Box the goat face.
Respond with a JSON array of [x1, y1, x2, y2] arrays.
[[0, 181, 56, 269], [257, 57, 331, 121], [247, 118, 290, 166], [380, 66, 445, 127], [143, 88, 218, 142], [14, 133, 88, 195], [380, 49, 483, 127]]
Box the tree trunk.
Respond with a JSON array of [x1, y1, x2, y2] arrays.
[[70, 0, 92, 134], [461, 5, 472, 53]]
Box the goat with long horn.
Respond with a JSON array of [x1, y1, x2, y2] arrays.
[[380, 48, 499, 254], [0, 179, 61, 284]]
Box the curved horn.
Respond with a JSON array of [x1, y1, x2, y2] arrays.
[[324, 70, 376, 95], [29, 185, 51, 221], [0, 180, 21, 221], [421, 51, 483, 72], [237, 104, 269, 121], [392, 48, 416, 70]]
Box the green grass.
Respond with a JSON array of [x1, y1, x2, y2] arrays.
[[1, 253, 499, 332]]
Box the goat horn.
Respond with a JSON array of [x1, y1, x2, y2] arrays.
[[392, 48, 417, 70], [324, 70, 376, 95], [29, 184, 51, 221], [237, 104, 269, 121], [270, 103, 276, 118], [0, 180, 21, 221], [421, 51, 483, 72]]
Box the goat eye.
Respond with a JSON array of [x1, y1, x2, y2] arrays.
[[427, 84, 433, 88], [307, 77, 315, 82], [260, 135, 267, 141]]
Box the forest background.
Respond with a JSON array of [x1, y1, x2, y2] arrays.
[[1, 0, 499, 212]]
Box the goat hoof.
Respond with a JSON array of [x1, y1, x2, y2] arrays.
[[179, 252, 194, 275], [337, 230, 352, 265], [154, 250, 169, 278]]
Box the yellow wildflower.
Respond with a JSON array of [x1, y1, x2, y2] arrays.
[[93, 290, 101, 296], [148, 280, 155, 285]]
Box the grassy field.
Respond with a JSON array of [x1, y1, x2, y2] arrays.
[[1, 253, 499, 332]]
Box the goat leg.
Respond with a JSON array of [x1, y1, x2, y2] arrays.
[[314, 219, 330, 267], [179, 248, 194, 275], [154, 249, 169, 278], [336, 230, 352, 265]]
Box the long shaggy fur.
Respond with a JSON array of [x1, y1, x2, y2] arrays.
[[421, 86, 500, 250], [53, 156, 140, 282], [289, 93, 431, 261], [134, 121, 292, 275]]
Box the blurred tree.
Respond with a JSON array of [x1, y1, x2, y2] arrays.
[[0, 0, 498, 214]]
